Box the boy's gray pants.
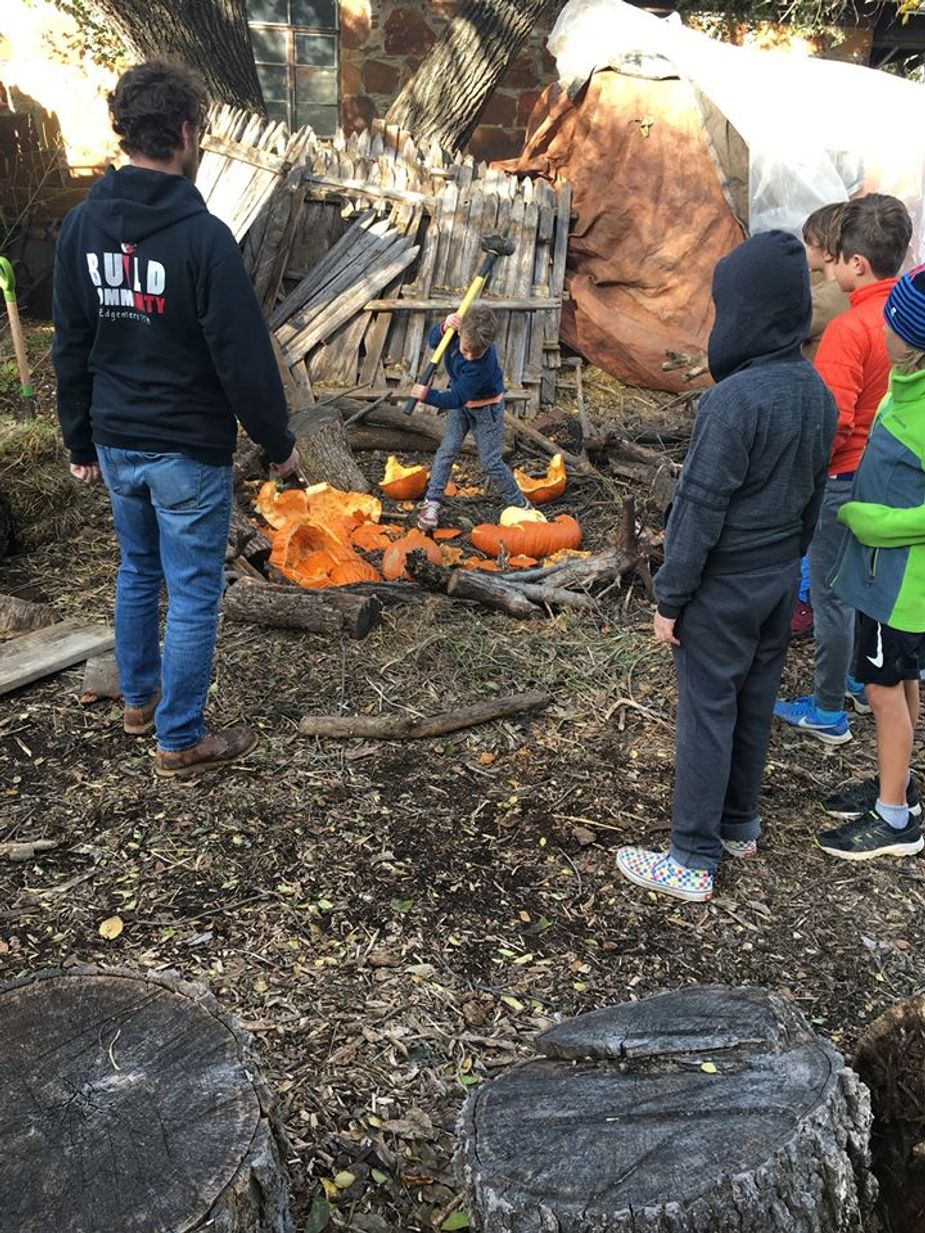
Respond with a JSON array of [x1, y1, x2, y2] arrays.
[[808, 476, 855, 711], [670, 562, 800, 873]]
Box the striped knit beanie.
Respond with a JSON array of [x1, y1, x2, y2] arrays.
[[885, 263, 925, 350]]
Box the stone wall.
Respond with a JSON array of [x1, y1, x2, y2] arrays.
[[339, 0, 557, 162]]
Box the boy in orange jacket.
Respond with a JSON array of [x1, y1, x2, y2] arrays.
[[776, 194, 912, 744]]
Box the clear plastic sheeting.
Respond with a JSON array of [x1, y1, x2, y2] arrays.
[[548, 0, 925, 259]]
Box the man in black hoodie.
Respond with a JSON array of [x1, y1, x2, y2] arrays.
[[616, 231, 837, 902], [53, 61, 299, 777]]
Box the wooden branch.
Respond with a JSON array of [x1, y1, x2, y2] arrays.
[[299, 690, 549, 740], [502, 409, 606, 481], [502, 549, 632, 589], [222, 579, 381, 640], [0, 839, 58, 862]]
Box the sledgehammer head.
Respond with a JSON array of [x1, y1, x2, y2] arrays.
[[480, 233, 515, 257]]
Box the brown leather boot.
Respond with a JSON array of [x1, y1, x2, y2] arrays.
[[154, 727, 259, 778], [123, 692, 161, 736]]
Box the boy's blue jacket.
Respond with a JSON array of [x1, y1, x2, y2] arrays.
[[421, 321, 504, 410], [831, 366, 925, 633], [654, 231, 837, 618]]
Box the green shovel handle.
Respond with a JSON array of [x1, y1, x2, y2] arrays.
[[0, 257, 16, 304]]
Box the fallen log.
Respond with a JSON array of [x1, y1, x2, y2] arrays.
[[504, 548, 632, 589], [346, 426, 481, 458], [223, 578, 380, 639], [0, 593, 56, 637], [338, 398, 467, 451], [0, 965, 293, 1233], [459, 985, 876, 1233], [299, 689, 548, 739], [406, 553, 538, 618], [502, 408, 606, 482]]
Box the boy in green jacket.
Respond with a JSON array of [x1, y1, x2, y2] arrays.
[[818, 266, 925, 859]]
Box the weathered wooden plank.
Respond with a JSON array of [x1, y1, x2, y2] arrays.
[[275, 227, 404, 348], [0, 620, 115, 695], [201, 133, 287, 174], [507, 197, 540, 394], [270, 213, 387, 332], [279, 242, 419, 364], [364, 296, 561, 311], [542, 181, 571, 406]]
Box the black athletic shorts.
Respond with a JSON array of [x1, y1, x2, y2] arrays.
[[853, 611, 925, 687]]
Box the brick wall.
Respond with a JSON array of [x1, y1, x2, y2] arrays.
[[339, 0, 557, 162]]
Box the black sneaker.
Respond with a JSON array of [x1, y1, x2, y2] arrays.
[[816, 810, 924, 861], [822, 776, 922, 821]]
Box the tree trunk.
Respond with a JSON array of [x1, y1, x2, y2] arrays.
[[223, 578, 381, 639], [385, 0, 561, 152], [0, 593, 56, 637], [854, 994, 925, 1232], [92, 0, 264, 112], [459, 985, 876, 1232], [290, 405, 372, 493], [0, 965, 292, 1233]]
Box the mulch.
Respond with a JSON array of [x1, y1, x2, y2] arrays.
[[1, 374, 923, 1233]]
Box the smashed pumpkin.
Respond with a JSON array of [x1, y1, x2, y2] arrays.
[[351, 523, 396, 553], [379, 456, 429, 501], [514, 453, 567, 505], [381, 529, 443, 581], [470, 514, 582, 560], [462, 556, 501, 572], [269, 520, 381, 588], [256, 480, 381, 530]]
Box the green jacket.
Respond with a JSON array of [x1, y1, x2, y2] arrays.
[[832, 366, 925, 633]]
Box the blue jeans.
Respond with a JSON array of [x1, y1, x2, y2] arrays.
[[97, 447, 232, 751], [425, 403, 523, 506], [808, 476, 855, 712]]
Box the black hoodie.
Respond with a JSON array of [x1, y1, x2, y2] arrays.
[[654, 230, 838, 618], [53, 165, 294, 466]]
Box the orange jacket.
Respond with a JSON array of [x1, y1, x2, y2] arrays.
[[813, 277, 896, 475]]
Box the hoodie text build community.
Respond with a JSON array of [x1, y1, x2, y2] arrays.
[[53, 165, 294, 468]]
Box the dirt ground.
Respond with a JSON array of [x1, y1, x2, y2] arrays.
[[1, 376, 923, 1232]]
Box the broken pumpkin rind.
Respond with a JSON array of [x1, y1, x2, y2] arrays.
[[514, 453, 567, 505], [379, 456, 430, 501]]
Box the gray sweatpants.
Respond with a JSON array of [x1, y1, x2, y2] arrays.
[[670, 562, 800, 873], [808, 476, 855, 712]]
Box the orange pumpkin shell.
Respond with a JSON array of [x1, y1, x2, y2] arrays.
[[505, 555, 539, 569], [351, 523, 395, 552], [381, 529, 443, 581], [379, 456, 430, 501], [470, 514, 582, 560], [514, 453, 567, 505], [462, 556, 502, 572], [329, 559, 382, 585]]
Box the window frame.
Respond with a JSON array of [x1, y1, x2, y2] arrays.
[[248, 0, 340, 136]]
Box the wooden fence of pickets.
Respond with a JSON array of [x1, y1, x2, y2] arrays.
[[198, 105, 570, 417]]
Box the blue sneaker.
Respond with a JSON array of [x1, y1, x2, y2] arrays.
[[845, 677, 872, 715], [773, 695, 852, 745]]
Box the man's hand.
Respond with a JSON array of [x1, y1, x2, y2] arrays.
[[410, 383, 429, 402], [653, 611, 680, 647], [69, 463, 101, 485], [270, 446, 301, 479], [444, 312, 463, 333]]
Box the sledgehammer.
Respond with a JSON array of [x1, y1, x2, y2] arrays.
[[402, 232, 515, 415]]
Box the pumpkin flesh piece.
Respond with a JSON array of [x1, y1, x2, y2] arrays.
[[469, 514, 582, 559], [514, 453, 567, 505], [380, 456, 430, 501]]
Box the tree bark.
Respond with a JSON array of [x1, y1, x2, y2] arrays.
[[0, 965, 293, 1233], [854, 994, 925, 1232], [223, 578, 381, 640], [385, 0, 562, 152], [92, 0, 265, 112], [290, 405, 372, 493], [0, 593, 56, 637], [459, 985, 876, 1233], [346, 426, 481, 457], [406, 553, 539, 618]]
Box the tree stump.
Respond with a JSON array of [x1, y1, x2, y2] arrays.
[[223, 577, 381, 639], [458, 985, 875, 1233], [854, 993, 925, 1231], [0, 966, 293, 1233]]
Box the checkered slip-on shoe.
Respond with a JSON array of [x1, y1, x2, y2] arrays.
[[720, 837, 757, 859], [616, 846, 713, 902]]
